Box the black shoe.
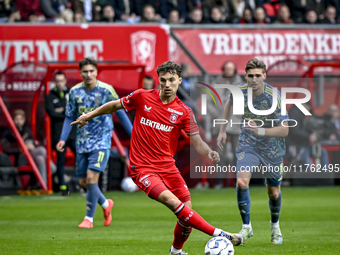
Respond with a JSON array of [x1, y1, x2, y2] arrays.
[[60, 189, 69, 196]]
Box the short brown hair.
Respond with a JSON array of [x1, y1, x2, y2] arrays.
[[79, 58, 97, 69], [156, 61, 182, 77], [245, 58, 266, 73], [13, 109, 25, 119]]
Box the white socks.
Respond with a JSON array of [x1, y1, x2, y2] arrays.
[[84, 216, 93, 223], [101, 199, 109, 209], [213, 228, 223, 237], [170, 246, 181, 254], [271, 220, 279, 228], [243, 222, 252, 228]]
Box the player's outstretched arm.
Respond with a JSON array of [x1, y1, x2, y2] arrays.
[[217, 99, 233, 151], [190, 135, 220, 163], [71, 99, 123, 128]]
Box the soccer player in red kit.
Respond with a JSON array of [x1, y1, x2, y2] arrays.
[[71, 61, 243, 254]]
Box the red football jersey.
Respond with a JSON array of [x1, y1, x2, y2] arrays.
[[120, 89, 199, 172]]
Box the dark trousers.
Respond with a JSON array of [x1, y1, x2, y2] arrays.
[[54, 140, 76, 186]]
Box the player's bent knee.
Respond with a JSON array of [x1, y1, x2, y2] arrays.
[[85, 170, 100, 184], [86, 176, 95, 184], [163, 196, 181, 210], [184, 200, 192, 209], [79, 178, 87, 188], [267, 187, 280, 199], [268, 191, 280, 200], [157, 190, 181, 210], [237, 180, 249, 189]]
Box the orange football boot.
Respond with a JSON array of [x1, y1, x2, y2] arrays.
[[78, 219, 93, 228], [103, 199, 114, 226]]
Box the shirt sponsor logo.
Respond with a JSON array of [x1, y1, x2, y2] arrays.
[[168, 108, 183, 115], [79, 106, 95, 114], [140, 117, 174, 132]]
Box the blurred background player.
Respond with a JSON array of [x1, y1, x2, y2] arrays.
[[287, 101, 335, 171], [209, 60, 243, 189], [143, 75, 155, 89], [217, 58, 289, 244], [56, 58, 133, 228], [176, 63, 192, 107], [46, 71, 77, 196], [328, 104, 340, 137], [71, 61, 244, 255], [327, 104, 340, 167]]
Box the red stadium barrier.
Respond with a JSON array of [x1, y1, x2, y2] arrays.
[[0, 60, 146, 192], [0, 95, 47, 190]]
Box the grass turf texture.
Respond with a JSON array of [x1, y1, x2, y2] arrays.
[[0, 186, 339, 255]]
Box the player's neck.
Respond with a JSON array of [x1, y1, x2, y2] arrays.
[[159, 90, 176, 104], [253, 84, 264, 98], [83, 80, 97, 90]]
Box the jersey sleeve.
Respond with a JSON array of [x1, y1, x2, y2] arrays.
[[120, 89, 142, 112], [183, 109, 200, 136], [65, 89, 76, 119], [107, 86, 119, 101], [274, 91, 289, 123]]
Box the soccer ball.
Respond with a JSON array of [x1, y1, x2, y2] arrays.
[[204, 236, 234, 255], [120, 177, 139, 192]]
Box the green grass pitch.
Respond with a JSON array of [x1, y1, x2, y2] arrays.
[[0, 186, 339, 255]]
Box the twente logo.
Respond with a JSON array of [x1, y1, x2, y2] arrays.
[[130, 31, 156, 72], [197, 82, 223, 115]]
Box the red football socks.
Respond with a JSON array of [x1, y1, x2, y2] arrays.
[[172, 220, 192, 249], [173, 203, 215, 236]]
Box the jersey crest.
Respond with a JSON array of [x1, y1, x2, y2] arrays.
[[170, 113, 179, 123]]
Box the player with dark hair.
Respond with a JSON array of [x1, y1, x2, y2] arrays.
[[57, 57, 133, 228], [217, 58, 289, 244], [71, 61, 243, 254]]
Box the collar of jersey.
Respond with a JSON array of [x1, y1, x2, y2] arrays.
[[82, 81, 99, 89]]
